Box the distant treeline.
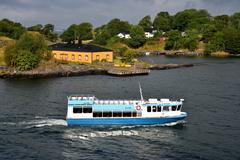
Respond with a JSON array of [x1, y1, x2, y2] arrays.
[[1, 9, 240, 54]]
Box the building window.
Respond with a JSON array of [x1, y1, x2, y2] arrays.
[[147, 106, 151, 112], [73, 107, 82, 113], [96, 55, 100, 60], [65, 54, 68, 60], [78, 54, 82, 60], [72, 54, 75, 60], [85, 55, 88, 61], [60, 54, 64, 60], [106, 54, 110, 59]]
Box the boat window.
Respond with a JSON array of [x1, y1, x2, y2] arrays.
[[147, 106, 151, 112], [93, 112, 102, 117], [113, 112, 122, 117], [103, 111, 112, 117], [123, 112, 131, 117], [132, 112, 137, 117], [83, 107, 92, 113], [152, 106, 157, 112], [163, 106, 169, 111], [73, 107, 82, 113], [177, 105, 182, 111], [157, 106, 162, 112], [172, 106, 177, 111]]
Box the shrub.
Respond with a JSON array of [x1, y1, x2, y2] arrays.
[[15, 50, 39, 71], [4, 32, 50, 70], [121, 49, 135, 63]]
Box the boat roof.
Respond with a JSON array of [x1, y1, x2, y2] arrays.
[[68, 95, 96, 100], [68, 95, 183, 105]]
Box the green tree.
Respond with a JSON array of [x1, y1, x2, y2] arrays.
[[204, 32, 225, 54], [105, 18, 131, 36], [93, 29, 111, 45], [28, 24, 43, 32], [173, 9, 210, 31], [77, 22, 93, 44], [122, 49, 135, 63], [213, 15, 230, 31], [93, 19, 131, 45], [42, 24, 54, 35], [202, 24, 217, 43], [230, 12, 240, 29], [164, 30, 182, 50], [127, 26, 146, 48], [61, 23, 93, 44], [223, 27, 240, 54], [60, 24, 77, 43], [42, 24, 58, 42], [138, 15, 152, 28], [0, 19, 26, 39], [205, 27, 240, 54], [28, 24, 58, 42], [153, 12, 172, 31], [4, 32, 50, 70], [182, 29, 199, 51]]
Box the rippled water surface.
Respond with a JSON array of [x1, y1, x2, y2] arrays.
[[0, 57, 240, 160]]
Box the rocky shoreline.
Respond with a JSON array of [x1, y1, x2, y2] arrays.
[[0, 63, 194, 78]]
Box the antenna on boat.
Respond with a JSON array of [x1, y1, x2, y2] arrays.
[[139, 82, 144, 101]]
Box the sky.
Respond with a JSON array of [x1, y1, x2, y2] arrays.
[[0, 0, 240, 30]]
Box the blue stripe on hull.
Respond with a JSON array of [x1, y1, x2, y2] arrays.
[[67, 115, 187, 126]]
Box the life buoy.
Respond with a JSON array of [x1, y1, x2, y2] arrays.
[[136, 105, 141, 110]]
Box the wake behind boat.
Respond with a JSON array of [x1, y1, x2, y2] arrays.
[[66, 84, 187, 126]]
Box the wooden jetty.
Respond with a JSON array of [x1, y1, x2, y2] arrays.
[[107, 68, 150, 76]]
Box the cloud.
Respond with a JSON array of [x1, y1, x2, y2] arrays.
[[0, 0, 240, 30]]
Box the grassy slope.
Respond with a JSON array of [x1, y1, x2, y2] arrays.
[[0, 36, 15, 66], [105, 39, 213, 56], [137, 40, 165, 51], [106, 40, 165, 52]]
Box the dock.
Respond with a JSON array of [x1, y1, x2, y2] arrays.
[[107, 68, 150, 76]]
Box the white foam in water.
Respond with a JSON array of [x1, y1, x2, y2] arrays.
[[161, 120, 186, 126], [63, 129, 139, 140], [17, 118, 67, 128], [33, 119, 67, 127], [62, 122, 186, 141]]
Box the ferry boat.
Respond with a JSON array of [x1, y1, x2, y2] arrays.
[[66, 84, 187, 126]]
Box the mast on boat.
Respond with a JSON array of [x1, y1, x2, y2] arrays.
[[139, 82, 144, 102]]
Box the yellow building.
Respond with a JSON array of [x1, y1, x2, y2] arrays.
[[51, 43, 113, 63]]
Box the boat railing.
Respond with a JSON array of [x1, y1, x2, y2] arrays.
[[94, 100, 141, 105], [68, 94, 97, 101]]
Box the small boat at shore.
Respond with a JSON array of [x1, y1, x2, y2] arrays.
[[66, 84, 187, 126]]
